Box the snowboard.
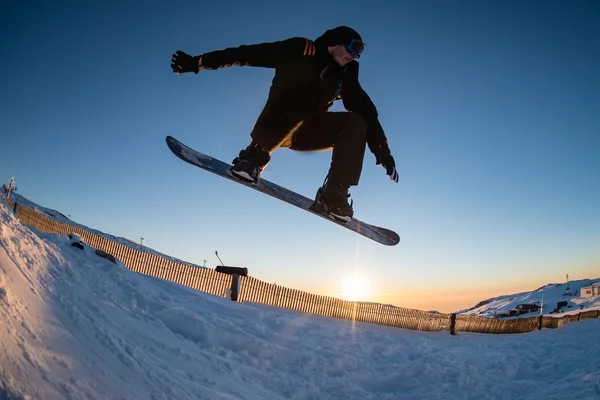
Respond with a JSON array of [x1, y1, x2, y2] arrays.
[[166, 136, 400, 246]]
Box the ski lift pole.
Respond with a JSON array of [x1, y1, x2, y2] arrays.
[[215, 250, 225, 266]]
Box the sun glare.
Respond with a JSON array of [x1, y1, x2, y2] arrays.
[[341, 271, 371, 301]]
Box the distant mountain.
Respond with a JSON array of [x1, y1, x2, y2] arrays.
[[459, 278, 600, 318]]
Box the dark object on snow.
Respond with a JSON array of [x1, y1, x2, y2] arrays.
[[550, 301, 570, 314], [516, 304, 540, 314], [557, 301, 568, 309], [71, 242, 84, 250], [95, 249, 117, 264]]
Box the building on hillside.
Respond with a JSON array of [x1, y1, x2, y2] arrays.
[[581, 283, 600, 298], [515, 304, 540, 314]]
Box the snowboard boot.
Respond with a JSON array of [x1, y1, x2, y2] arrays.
[[229, 142, 271, 184], [315, 182, 354, 222]]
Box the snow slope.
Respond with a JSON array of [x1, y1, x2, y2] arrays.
[[3, 190, 206, 269], [1, 199, 600, 400], [460, 279, 600, 318]]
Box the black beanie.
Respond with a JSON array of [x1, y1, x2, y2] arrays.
[[315, 26, 362, 47]]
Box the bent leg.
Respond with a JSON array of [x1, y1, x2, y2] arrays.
[[290, 112, 367, 186], [249, 105, 307, 152], [231, 105, 308, 183]]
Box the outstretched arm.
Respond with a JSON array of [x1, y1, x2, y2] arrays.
[[171, 37, 312, 73], [341, 62, 398, 183], [201, 37, 311, 69]]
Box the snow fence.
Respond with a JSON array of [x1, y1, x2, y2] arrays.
[[4, 197, 599, 335]]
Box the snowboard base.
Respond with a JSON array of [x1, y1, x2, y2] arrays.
[[166, 136, 399, 246]]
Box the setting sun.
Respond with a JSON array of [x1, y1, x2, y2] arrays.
[[340, 271, 371, 301]]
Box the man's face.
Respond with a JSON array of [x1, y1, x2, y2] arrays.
[[328, 45, 355, 67]]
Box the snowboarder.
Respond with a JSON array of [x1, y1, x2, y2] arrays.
[[170, 26, 398, 222]]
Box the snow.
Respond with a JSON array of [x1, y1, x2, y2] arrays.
[[1, 198, 600, 400], [460, 279, 600, 318], [5, 191, 207, 270]]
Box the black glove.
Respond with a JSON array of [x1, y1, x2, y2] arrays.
[[171, 50, 201, 74], [374, 148, 399, 183]]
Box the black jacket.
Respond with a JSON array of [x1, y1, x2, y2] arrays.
[[200, 37, 390, 155]]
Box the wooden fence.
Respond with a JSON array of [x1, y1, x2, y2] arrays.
[[3, 196, 599, 335], [6, 199, 232, 299], [239, 275, 451, 331]]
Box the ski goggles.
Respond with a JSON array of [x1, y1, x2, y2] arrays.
[[345, 38, 366, 58]]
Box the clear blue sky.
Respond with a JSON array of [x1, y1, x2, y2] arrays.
[[2, 0, 599, 311]]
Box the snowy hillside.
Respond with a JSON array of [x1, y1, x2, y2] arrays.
[[3, 190, 207, 270], [2, 197, 600, 399], [460, 279, 600, 318]]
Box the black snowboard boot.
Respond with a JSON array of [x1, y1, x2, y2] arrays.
[[318, 182, 354, 222], [230, 142, 271, 183]]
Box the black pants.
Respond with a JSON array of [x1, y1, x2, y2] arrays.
[[249, 109, 367, 186]]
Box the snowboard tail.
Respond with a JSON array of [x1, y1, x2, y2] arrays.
[[166, 136, 399, 246]]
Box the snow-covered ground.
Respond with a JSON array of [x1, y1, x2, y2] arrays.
[[3, 191, 207, 270], [1, 198, 600, 399], [460, 279, 600, 318]]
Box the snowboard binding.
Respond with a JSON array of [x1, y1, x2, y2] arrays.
[[309, 186, 351, 224]]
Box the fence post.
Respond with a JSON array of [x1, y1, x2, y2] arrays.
[[230, 274, 240, 302], [13, 202, 19, 215], [449, 313, 457, 335], [538, 315, 543, 330]]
